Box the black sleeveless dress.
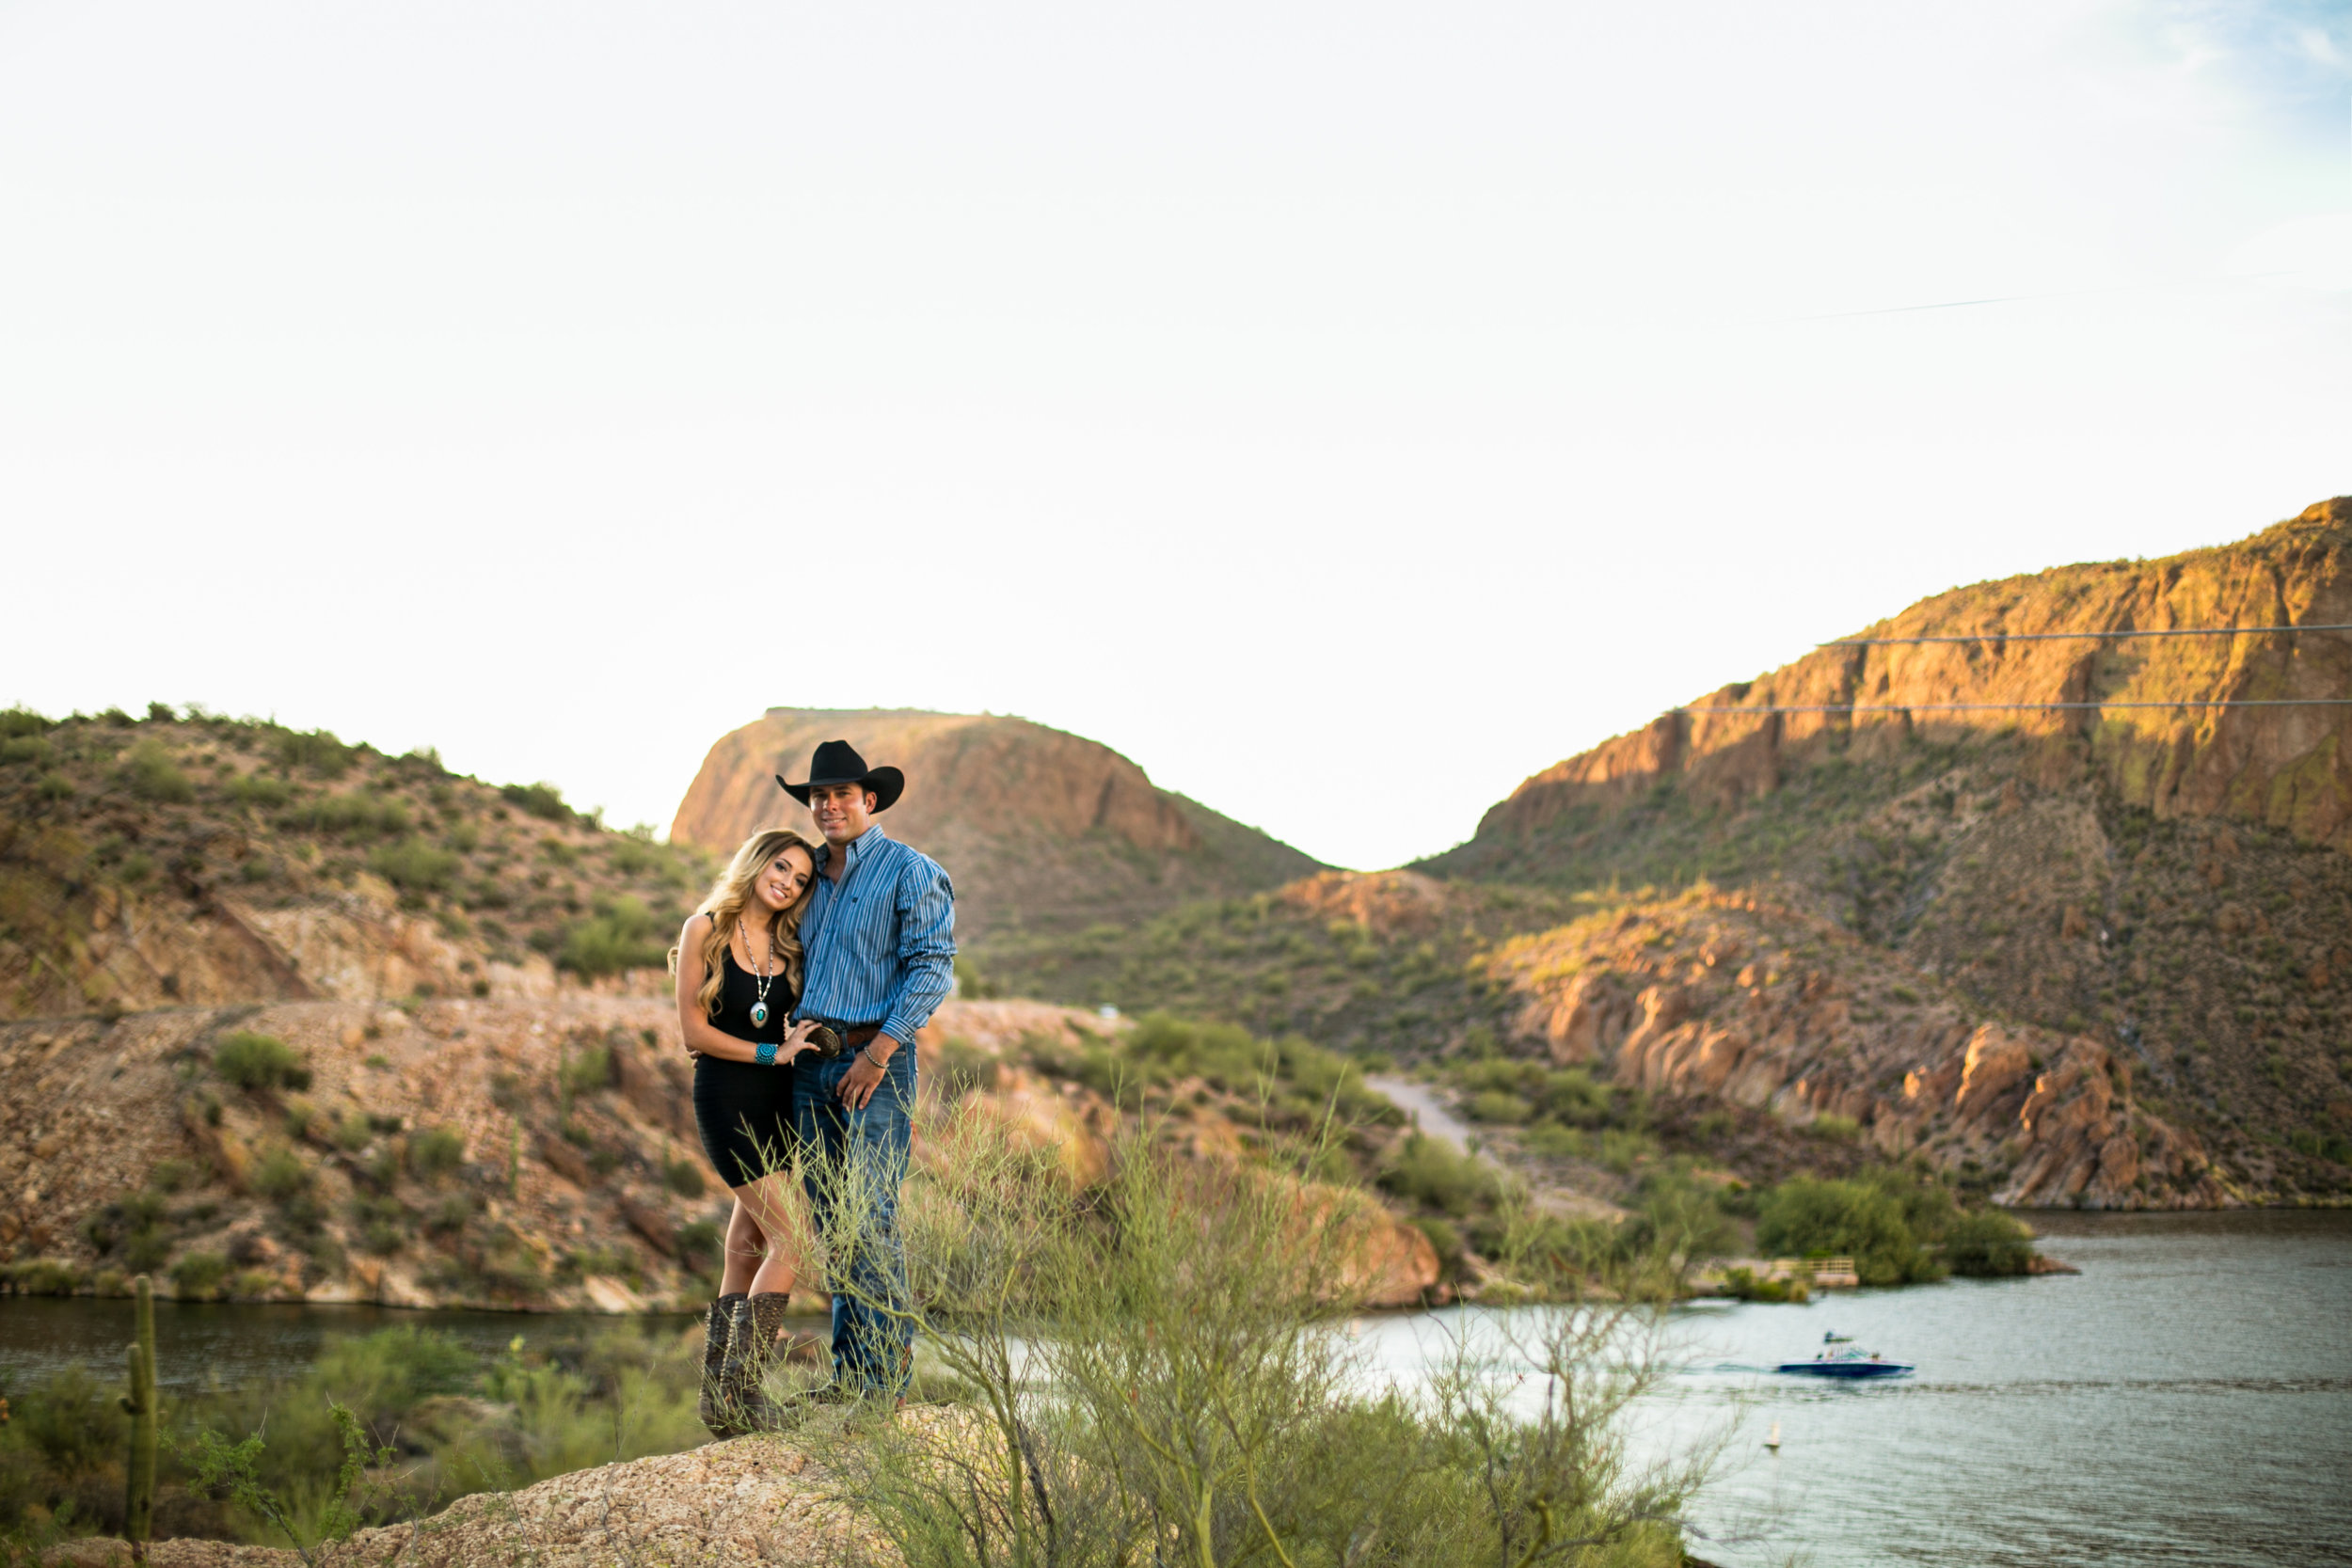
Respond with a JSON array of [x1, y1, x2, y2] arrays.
[[691, 948, 800, 1188]]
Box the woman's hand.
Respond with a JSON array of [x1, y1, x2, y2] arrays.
[[778, 1019, 821, 1064]]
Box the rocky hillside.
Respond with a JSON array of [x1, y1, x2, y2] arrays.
[[998, 500, 2352, 1207], [1437, 495, 2352, 870], [670, 708, 1323, 950], [0, 993, 1438, 1313], [0, 706, 713, 1021]]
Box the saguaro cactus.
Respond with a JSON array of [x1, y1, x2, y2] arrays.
[[119, 1274, 158, 1561]]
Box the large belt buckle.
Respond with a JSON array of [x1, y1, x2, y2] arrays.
[[803, 1022, 847, 1061]]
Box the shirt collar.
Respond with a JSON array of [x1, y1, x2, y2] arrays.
[[818, 823, 887, 879]]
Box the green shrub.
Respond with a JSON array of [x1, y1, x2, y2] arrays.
[[334, 1111, 373, 1152], [555, 898, 666, 977], [1943, 1207, 2037, 1276], [1719, 1266, 1808, 1303], [291, 792, 410, 841], [1464, 1090, 1534, 1125], [500, 782, 572, 822], [36, 769, 74, 799], [370, 838, 461, 893], [122, 1227, 174, 1274], [170, 1250, 230, 1297], [662, 1158, 707, 1199], [1808, 1113, 1862, 1141], [1377, 1133, 1504, 1217], [559, 1042, 614, 1098], [408, 1126, 465, 1178], [250, 1148, 311, 1202], [675, 1218, 723, 1270], [119, 739, 194, 802], [1756, 1176, 1941, 1286], [276, 728, 356, 776], [5, 1258, 84, 1294], [934, 1037, 1001, 1101], [149, 1157, 197, 1193], [215, 1032, 310, 1092], [0, 706, 52, 738], [0, 735, 50, 766], [229, 772, 293, 808]]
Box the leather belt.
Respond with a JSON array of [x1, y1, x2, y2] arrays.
[[802, 1020, 884, 1060]]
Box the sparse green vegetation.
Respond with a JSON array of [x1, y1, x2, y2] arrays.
[[555, 896, 666, 977], [213, 1032, 310, 1093], [408, 1125, 466, 1178], [369, 838, 462, 893]]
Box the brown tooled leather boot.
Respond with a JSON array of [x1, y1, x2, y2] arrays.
[[721, 1295, 788, 1433], [698, 1294, 744, 1438]]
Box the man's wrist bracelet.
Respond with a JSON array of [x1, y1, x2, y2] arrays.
[[862, 1042, 890, 1069], [755, 1040, 780, 1067]]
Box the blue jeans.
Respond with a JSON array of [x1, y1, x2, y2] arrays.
[[794, 1046, 915, 1396]]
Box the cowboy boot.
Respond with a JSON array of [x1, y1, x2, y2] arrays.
[[750, 1292, 795, 1412], [722, 1296, 787, 1432], [698, 1294, 744, 1437]]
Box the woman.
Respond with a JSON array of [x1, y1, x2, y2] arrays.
[[669, 828, 824, 1436]]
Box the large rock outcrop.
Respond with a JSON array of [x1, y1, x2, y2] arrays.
[[1486, 888, 2230, 1208], [670, 708, 1322, 944], [1450, 497, 2352, 852]]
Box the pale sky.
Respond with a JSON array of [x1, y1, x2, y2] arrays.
[[3, 1, 2346, 871]]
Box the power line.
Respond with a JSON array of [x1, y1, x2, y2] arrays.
[[1673, 699, 2352, 717], [1824, 623, 2352, 647]]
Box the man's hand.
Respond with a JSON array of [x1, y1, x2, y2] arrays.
[[836, 1037, 898, 1111]]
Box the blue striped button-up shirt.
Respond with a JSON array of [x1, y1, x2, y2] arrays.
[[794, 825, 956, 1047]]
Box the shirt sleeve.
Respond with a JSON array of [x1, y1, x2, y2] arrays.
[[880, 852, 956, 1047]]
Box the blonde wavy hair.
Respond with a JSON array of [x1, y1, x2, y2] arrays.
[[667, 828, 821, 1019]]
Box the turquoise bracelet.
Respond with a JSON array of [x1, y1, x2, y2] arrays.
[[755, 1040, 780, 1067]]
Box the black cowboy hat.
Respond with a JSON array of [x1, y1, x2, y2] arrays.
[[777, 738, 905, 813]]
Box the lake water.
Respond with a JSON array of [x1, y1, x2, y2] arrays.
[[1359, 1210, 2352, 1567], [5, 1211, 2346, 1564]]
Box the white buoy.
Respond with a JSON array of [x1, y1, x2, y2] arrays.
[[1766, 1420, 1782, 1450]]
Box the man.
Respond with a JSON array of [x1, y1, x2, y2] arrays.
[[779, 737, 955, 1400]]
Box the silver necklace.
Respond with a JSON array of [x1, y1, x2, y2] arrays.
[[737, 919, 777, 1027]]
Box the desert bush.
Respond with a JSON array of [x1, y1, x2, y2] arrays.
[[118, 740, 194, 803], [1941, 1206, 2037, 1276], [1, 1259, 84, 1295], [291, 791, 410, 842], [500, 782, 571, 822], [1377, 1132, 1507, 1217], [275, 728, 355, 777], [408, 1125, 465, 1178], [0, 707, 52, 739], [556, 897, 666, 977], [1465, 1089, 1535, 1124], [558, 1042, 614, 1099], [249, 1148, 311, 1203], [170, 1251, 230, 1298], [932, 1037, 1000, 1101], [331, 1111, 373, 1152], [808, 1105, 1702, 1568], [369, 839, 461, 894], [227, 773, 292, 808], [214, 1032, 309, 1093], [662, 1157, 707, 1199], [0, 736, 50, 767], [1756, 1175, 1947, 1286]]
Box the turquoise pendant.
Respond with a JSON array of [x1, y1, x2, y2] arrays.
[[750, 1002, 770, 1027]]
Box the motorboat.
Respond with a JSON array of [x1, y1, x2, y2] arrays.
[[1774, 1331, 1911, 1379]]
